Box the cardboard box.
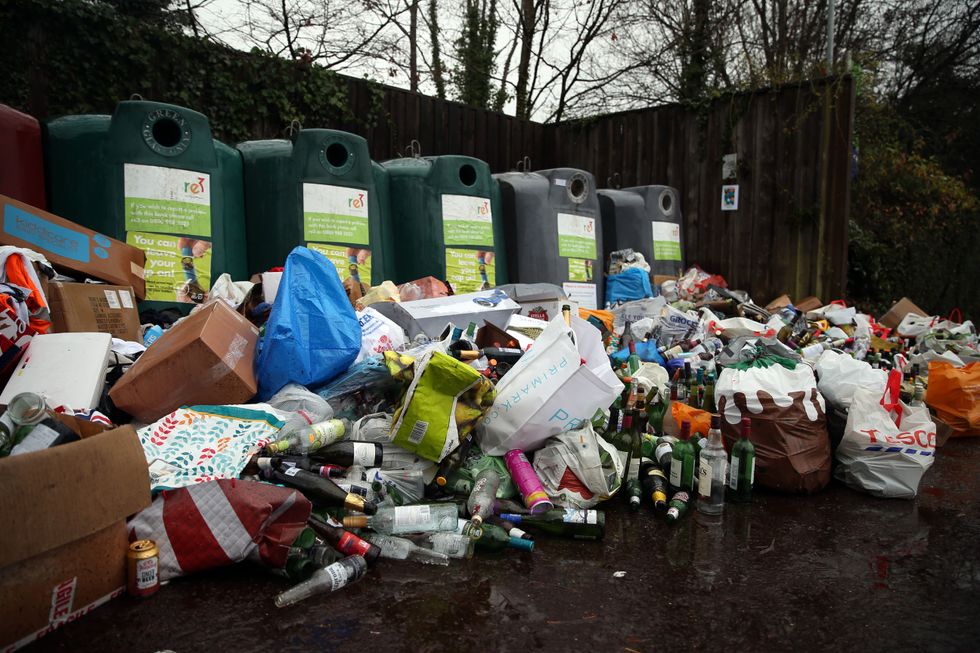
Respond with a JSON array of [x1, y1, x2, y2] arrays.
[[0, 426, 151, 650], [400, 290, 521, 339], [879, 297, 928, 330], [0, 333, 112, 411], [109, 300, 259, 422], [47, 282, 141, 342], [495, 283, 577, 322], [766, 294, 793, 312], [794, 296, 824, 313], [0, 194, 146, 298]]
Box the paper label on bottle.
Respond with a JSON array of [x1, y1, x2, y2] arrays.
[[557, 213, 597, 259], [338, 532, 372, 557], [10, 424, 61, 455], [395, 504, 431, 529], [442, 195, 494, 247], [729, 456, 740, 490], [698, 462, 712, 497], [652, 221, 682, 261], [352, 442, 377, 466], [124, 163, 212, 237], [669, 459, 682, 487], [562, 509, 597, 525], [326, 560, 353, 591], [283, 466, 301, 477]]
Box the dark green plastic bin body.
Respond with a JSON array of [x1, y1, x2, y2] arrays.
[[495, 168, 603, 309], [380, 156, 507, 293], [43, 101, 247, 311], [599, 185, 685, 277], [237, 129, 391, 284]]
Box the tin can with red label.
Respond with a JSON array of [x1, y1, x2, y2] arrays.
[[127, 540, 160, 597]]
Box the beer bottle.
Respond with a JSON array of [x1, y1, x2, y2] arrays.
[[260, 459, 376, 515], [702, 372, 717, 414], [461, 522, 535, 553], [639, 461, 668, 511], [308, 515, 382, 567], [666, 491, 691, 523], [728, 417, 756, 502], [627, 341, 642, 376], [429, 436, 474, 491], [273, 555, 367, 607], [497, 509, 605, 541], [624, 409, 644, 511], [669, 421, 696, 493]]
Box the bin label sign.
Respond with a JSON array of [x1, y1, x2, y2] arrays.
[[652, 221, 681, 261], [562, 282, 597, 311], [557, 213, 596, 259], [307, 243, 372, 283], [128, 231, 212, 303], [124, 164, 212, 237], [446, 248, 494, 294], [442, 195, 494, 247], [303, 183, 370, 245], [567, 258, 594, 282]]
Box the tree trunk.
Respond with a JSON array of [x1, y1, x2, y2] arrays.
[[514, 0, 534, 119], [410, 0, 419, 92]]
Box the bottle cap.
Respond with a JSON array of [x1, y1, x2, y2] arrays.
[[508, 537, 535, 552], [498, 513, 523, 524], [342, 515, 369, 529], [435, 476, 448, 487], [470, 515, 484, 527], [740, 417, 752, 435], [710, 414, 721, 429]]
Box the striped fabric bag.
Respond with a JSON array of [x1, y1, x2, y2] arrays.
[[127, 479, 311, 581]]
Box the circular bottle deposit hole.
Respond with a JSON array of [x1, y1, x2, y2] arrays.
[[660, 190, 674, 215], [568, 174, 588, 203], [151, 118, 183, 149], [325, 142, 350, 168], [459, 164, 477, 186]]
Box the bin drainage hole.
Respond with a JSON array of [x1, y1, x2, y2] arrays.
[[151, 118, 182, 148], [569, 176, 587, 200], [459, 164, 477, 186], [326, 142, 350, 168]]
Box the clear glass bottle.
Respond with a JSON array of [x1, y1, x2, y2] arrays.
[[363, 533, 450, 565], [273, 555, 367, 607], [697, 415, 728, 515], [342, 504, 458, 535]]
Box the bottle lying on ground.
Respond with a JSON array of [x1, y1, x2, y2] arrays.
[[639, 462, 668, 511], [467, 468, 502, 527], [266, 418, 348, 455], [666, 491, 691, 523], [310, 441, 383, 468], [273, 555, 367, 607], [363, 533, 450, 565], [498, 509, 605, 541], [343, 504, 459, 535], [259, 458, 377, 514], [461, 521, 535, 553], [308, 515, 382, 566]]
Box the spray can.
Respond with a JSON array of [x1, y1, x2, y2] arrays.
[[504, 450, 554, 514]]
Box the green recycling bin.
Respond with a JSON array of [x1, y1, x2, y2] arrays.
[[380, 155, 507, 292], [43, 100, 247, 309], [237, 129, 391, 283]]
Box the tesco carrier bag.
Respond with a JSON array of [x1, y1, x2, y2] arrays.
[[835, 370, 937, 498]]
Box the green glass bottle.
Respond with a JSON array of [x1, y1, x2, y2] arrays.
[[624, 408, 644, 511], [669, 421, 696, 493], [702, 372, 717, 413], [666, 491, 691, 523], [646, 388, 669, 436], [498, 509, 605, 541], [462, 522, 535, 553], [627, 340, 642, 376], [728, 417, 756, 502]]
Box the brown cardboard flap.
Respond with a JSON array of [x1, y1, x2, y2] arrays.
[[0, 426, 150, 569], [794, 296, 824, 313], [765, 294, 793, 312], [47, 282, 141, 342]]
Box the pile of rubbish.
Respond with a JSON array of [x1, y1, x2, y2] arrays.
[[1, 237, 978, 647]]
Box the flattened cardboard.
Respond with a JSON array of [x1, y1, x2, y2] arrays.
[[47, 282, 141, 342], [766, 294, 793, 312], [108, 301, 259, 422], [0, 194, 146, 298], [880, 297, 928, 330]]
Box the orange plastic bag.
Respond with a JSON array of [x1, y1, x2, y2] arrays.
[[926, 362, 980, 436], [579, 308, 614, 333], [671, 402, 712, 437]]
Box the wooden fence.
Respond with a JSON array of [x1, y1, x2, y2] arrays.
[[333, 76, 856, 303]]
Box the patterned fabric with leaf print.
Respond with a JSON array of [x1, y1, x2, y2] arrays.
[[139, 404, 286, 492]]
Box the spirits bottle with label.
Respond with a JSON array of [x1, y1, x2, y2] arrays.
[[728, 417, 756, 503], [273, 555, 367, 607], [342, 504, 459, 535], [363, 533, 450, 565], [497, 509, 605, 540], [266, 418, 348, 455], [697, 415, 728, 515]]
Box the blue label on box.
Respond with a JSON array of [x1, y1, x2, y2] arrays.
[[3, 203, 91, 262]]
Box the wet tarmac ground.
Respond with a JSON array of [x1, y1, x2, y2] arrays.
[[33, 439, 980, 653]]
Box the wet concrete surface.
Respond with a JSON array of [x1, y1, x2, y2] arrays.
[[33, 439, 980, 653]]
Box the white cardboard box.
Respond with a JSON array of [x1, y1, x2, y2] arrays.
[[0, 332, 112, 410]]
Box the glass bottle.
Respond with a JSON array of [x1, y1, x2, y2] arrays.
[[497, 509, 605, 540], [363, 533, 450, 565], [697, 415, 728, 515], [728, 417, 756, 503], [273, 555, 367, 607], [342, 504, 459, 535], [669, 421, 696, 493]]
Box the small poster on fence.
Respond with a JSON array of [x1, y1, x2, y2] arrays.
[[721, 184, 739, 211]]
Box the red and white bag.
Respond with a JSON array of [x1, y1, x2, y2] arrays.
[[128, 479, 311, 581], [835, 370, 937, 498]]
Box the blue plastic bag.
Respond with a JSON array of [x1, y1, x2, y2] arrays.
[[605, 268, 653, 306], [255, 247, 360, 400], [610, 340, 666, 367]]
